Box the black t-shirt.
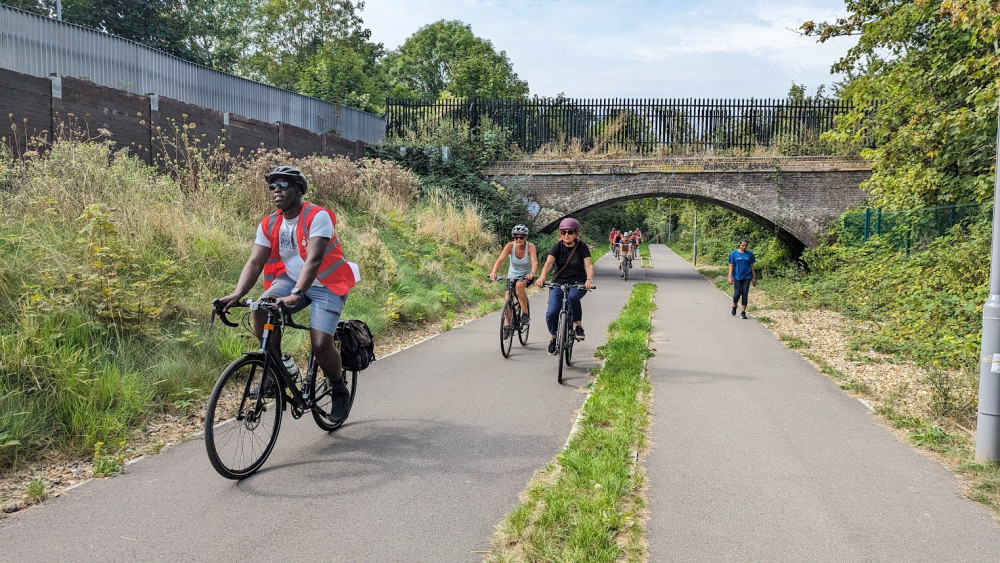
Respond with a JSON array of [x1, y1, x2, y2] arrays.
[[548, 240, 591, 284]]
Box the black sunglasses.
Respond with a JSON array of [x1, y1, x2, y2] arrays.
[[268, 180, 296, 192], [513, 235, 526, 239], [560, 229, 576, 235]]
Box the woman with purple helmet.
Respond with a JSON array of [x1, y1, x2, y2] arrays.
[[534, 218, 596, 355]]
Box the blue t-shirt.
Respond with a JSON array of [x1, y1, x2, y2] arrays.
[[729, 249, 755, 280]]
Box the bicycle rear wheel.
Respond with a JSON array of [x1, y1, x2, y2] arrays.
[[308, 352, 357, 431], [564, 331, 574, 367], [205, 356, 283, 480], [556, 310, 568, 383], [517, 299, 530, 346], [500, 300, 515, 358]]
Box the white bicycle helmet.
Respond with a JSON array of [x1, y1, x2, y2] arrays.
[[511, 224, 529, 236]]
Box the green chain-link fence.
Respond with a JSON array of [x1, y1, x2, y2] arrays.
[[841, 202, 986, 252]]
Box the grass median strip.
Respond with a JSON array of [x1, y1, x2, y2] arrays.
[[490, 282, 657, 562]]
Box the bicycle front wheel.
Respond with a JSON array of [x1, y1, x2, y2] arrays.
[[518, 299, 530, 346], [556, 310, 568, 383], [205, 356, 283, 480], [500, 300, 515, 358], [624, 260, 630, 280], [309, 352, 358, 431]]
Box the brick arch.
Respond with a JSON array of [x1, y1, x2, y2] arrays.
[[556, 193, 800, 251], [483, 157, 872, 248]]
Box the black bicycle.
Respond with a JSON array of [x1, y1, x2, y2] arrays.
[[497, 276, 530, 357], [205, 298, 358, 479], [621, 253, 632, 281], [544, 282, 594, 383]]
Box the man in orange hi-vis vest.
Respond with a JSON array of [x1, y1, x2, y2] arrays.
[[216, 165, 356, 420]]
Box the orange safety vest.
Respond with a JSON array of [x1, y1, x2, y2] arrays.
[[260, 202, 355, 296]]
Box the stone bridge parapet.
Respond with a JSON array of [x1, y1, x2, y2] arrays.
[[483, 156, 872, 249]]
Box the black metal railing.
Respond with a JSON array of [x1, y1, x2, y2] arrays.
[[385, 97, 857, 154]]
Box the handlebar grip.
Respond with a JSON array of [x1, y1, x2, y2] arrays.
[[211, 299, 241, 328]]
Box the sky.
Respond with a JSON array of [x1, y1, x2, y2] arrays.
[[361, 0, 859, 100]]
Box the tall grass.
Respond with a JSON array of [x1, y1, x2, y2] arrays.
[[0, 135, 499, 470]]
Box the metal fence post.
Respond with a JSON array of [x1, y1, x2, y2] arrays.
[[692, 208, 698, 265], [977, 103, 1000, 463]]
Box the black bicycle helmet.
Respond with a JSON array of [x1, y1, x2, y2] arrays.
[[265, 165, 308, 194]]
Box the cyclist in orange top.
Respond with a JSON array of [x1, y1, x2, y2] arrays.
[[215, 165, 354, 419]]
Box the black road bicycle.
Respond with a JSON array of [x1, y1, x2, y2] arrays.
[[621, 253, 632, 281], [497, 276, 530, 357], [206, 298, 358, 479], [544, 282, 594, 383]]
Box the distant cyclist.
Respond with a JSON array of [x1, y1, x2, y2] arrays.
[[489, 224, 539, 328], [611, 228, 624, 257], [535, 218, 595, 354], [215, 165, 355, 419], [619, 235, 633, 277], [630, 229, 641, 258]]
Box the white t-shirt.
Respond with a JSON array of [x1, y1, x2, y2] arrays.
[[255, 210, 334, 286]]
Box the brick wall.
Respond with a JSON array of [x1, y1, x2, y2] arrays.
[[1, 68, 364, 162]]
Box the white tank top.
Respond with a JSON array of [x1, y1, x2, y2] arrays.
[[507, 243, 532, 277]]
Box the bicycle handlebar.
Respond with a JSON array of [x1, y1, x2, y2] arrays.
[[210, 298, 251, 328], [542, 282, 596, 290], [210, 298, 311, 331]]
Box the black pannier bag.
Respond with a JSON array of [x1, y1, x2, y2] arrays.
[[337, 319, 376, 371]]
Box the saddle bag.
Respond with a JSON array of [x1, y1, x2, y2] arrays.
[[337, 319, 376, 372]]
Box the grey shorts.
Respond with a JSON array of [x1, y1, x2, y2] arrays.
[[262, 274, 347, 336]]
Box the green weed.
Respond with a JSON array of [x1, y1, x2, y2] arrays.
[[840, 380, 872, 394], [779, 334, 807, 350], [92, 440, 127, 477], [26, 478, 46, 503], [910, 426, 950, 448]]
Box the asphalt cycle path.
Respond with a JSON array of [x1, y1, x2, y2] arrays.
[[643, 244, 1000, 561], [0, 249, 634, 562]]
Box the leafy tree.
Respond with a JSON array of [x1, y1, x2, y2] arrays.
[[174, 0, 259, 72], [239, 0, 387, 114], [384, 20, 529, 99], [802, 0, 999, 207]]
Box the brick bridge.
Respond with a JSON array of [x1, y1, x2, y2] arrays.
[[482, 156, 872, 249]]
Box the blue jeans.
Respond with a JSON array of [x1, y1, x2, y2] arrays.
[[545, 285, 588, 335]]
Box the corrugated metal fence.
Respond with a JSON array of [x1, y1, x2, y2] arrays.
[[0, 5, 385, 143]]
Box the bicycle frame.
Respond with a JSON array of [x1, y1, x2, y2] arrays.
[[213, 299, 315, 413]]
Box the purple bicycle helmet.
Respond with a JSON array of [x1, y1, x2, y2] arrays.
[[558, 218, 580, 232]]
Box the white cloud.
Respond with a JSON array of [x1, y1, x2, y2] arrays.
[[360, 0, 857, 98]]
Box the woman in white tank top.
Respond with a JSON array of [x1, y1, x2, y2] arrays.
[[489, 224, 539, 328]]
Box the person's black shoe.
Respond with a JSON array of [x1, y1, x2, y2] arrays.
[[731, 306, 737, 316], [328, 387, 351, 421], [521, 313, 530, 326], [574, 326, 586, 341], [547, 339, 557, 355], [740, 311, 748, 319], [503, 325, 513, 338]]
